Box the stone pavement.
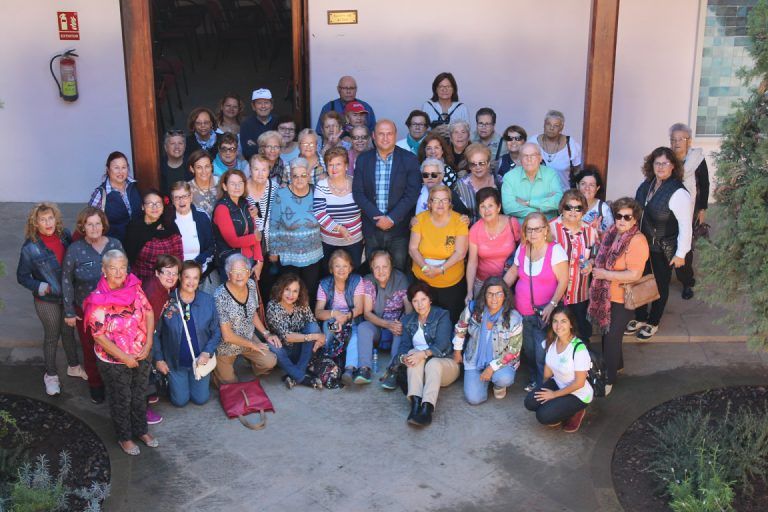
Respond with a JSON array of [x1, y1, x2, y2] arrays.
[[1, 342, 766, 512]]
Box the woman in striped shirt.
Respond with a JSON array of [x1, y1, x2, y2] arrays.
[[313, 147, 363, 272], [549, 190, 598, 344]]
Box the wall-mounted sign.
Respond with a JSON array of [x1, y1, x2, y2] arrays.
[[327, 10, 358, 25], [57, 12, 80, 40]]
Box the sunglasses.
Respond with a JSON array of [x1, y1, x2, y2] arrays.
[[615, 214, 634, 221], [563, 205, 584, 212], [505, 135, 524, 142], [422, 172, 441, 179]]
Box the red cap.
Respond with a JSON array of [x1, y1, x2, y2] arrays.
[[344, 101, 368, 114]]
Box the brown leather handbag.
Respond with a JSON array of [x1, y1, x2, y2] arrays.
[[622, 274, 661, 310]]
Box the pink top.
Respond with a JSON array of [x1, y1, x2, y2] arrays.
[[514, 243, 558, 316], [317, 279, 366, 313], [469, 217, 520, 281]]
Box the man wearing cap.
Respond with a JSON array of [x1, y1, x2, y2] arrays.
[[315, 76, 377, 134], [343, 101, 369, 136], [395, 110, 430, 155], [241, 88, 279, 160], [352, 120, 420, 272]]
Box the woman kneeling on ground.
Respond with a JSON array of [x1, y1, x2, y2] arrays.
[[394, 282, 457, 427], [265, 273, 325, 389], [453, 277, 523, 405], [524, 306, 592, 433], [154, 261, 222, 407]]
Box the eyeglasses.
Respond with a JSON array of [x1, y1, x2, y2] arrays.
[[615, 214, 634, 221], [144, 201, 163, 208], [278, 127, 296, 132], [227, 181, 245, 188], [292, 173, 309, 179], [228, 269, 250, 277], [300, 142, 316, 148], [670, 137, 690, 143], [409, 122, 427, 128], [469, 160, 488, 168], [525, 226, 547, 234], [653, 161, 672, 168], [521, 154, 540, 160], [262, 145, 281, 151], [195, 120, 212, 127], [159, 269, 179, 278], [422, 172, 441, 179], [485, 290, 505, 298], [430, 198, 451, 205], [351, 135, 369, 141], [477, 122, 494, 128], [338, 86, 357, 91], [437, 84, 453, 90], [563, 204, 584, 212], [220, 146, 237, 153], [172, 193, 191, 201], [505, 135, 524, 142], [166, 129, 184, 136]]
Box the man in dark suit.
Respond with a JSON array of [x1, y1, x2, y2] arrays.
[[352, 120, 420, 271]]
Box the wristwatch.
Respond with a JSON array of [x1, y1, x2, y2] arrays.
[[549, 300, 558, 307]]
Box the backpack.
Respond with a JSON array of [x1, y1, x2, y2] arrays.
[[572, 340, 607, 398], [307, 322, 352, 389]]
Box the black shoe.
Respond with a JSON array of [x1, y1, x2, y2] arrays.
[[89, 386, 105, 404], [380, 371, 398, 390], [354, 367, 372, 384], [682, 286, 694, 300], [411, 402, 434, 427], [407, 396, 422, 423]]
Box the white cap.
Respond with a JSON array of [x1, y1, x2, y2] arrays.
[[252, 88, 272, 100]]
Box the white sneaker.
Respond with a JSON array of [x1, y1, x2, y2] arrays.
[[493, 386, 507, 400], [67, 365, 88, 381], [44, 374, 61, 396], [624, 320, 646, 336], [636, 324, 659, 341]]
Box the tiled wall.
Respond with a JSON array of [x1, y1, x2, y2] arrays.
[[696, 0, 757, 136]]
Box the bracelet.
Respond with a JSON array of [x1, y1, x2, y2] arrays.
[[262, 331, 271, 338], [440, 265, 446, 274], [421, 265, 429, 273], [549, 300, 558, 307]]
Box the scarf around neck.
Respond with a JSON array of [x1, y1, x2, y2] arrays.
[[82, 273, 143, 328]]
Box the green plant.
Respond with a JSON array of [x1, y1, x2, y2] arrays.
[[698, 0, 768, 349], [667, 448, 735, 512], [0, 413, 31, 490]]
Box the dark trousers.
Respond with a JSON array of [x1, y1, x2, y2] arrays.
[[34, 299, 79, 376], [98, 359, 150, 442], [75, 305, 103, 388], [522, 314, 547, 387], [674, 248, 695, 288], [602, 302, 633, 385], [524, 378, 587, 425], [282, 261, 322, 310], [568, 301, 593, 344], [321, 241, 365, 276], [364, 230, 409, 272], [430, 279, 467, 325], [635, 250, 673, 326]]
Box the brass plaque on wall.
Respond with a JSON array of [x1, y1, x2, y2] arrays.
[[327, 10, 358, 25]]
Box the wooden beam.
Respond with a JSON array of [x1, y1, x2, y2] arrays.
[[121, 0, 159, 192], [582, 0, 620, 197], [292, 0, 310, 128]]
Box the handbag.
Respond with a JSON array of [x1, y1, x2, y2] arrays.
[[177, 290, 217, 380], [622, 274, 661, 310], [218, 379, 274, 430], [528, 246, 549, 330]]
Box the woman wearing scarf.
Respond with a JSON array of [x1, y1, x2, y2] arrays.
[[185, 107, 219, 160], [588, 198, 648, 395], [453, 277, 523, 405], [84, 249, 158, 456], [123, 189, 183, 284]]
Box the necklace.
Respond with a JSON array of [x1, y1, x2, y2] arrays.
[[328, 177, 350, 195], [483, 218, 506, 241], [539, 135, 561, 162]]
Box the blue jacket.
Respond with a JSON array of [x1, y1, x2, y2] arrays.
[[17, 230, 72, 303], [319, 274, 363, 325], [351, 146, 421, 239], [395, 306, 453, 359], [315, 98, 377, 134], [153, 290, 222, 371], [93, 180, 142, 241]]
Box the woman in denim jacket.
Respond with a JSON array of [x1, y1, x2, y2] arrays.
[[393, 282, 458, 427], [17, 203, 85, 396], [154, 261, 222, 407], [453, 277, 523, 405]]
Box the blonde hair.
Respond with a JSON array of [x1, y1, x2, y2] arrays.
[[427, 184, 453, 212], [25, 203, 64, 242], [521, 212, 553, 244]]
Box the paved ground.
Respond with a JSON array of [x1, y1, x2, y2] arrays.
[[1, 341, 766, 512]]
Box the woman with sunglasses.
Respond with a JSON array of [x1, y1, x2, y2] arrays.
[[497, 125, 528, 180], [454, 143, 497, 224], [589, 198, 648, 394], [417, 133, 458, 189], [213, 132, 249, 177], [503, 212, 569, 391], [549, 190, 598, 344], [347, 125, 372, 174]]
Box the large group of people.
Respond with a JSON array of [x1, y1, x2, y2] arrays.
[[17, 73, 708, 452]]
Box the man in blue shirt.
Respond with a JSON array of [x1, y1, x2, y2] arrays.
[[315, 76, 376, 134], [241, 88, 279, 160]]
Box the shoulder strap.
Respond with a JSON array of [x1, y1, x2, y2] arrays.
[[527, 246, 536, 311], [571, 339, 585, 360], [99, 185, 107, 211], [494, 138, 503, 161], [427, 101, 441, 117], [565, 136, 573, 164], [176, 290, 197, 358], [447, 102, 463, 116]]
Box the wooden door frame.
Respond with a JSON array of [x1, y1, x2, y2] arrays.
[[121, 0, 311, 190]]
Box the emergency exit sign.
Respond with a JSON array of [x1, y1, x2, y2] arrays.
[[57, 12, 80, 40]]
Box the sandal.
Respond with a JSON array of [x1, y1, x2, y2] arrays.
[[119, 441, 140, 456], [139, 435, 159, 448]]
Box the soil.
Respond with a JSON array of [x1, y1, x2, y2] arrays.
[[612, 385, 768, 512], [0, 393, 110, 511]]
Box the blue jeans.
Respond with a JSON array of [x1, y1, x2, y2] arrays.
[[522, 314, 547, 387], [463, 366, 516, 405], [357, 321, 401, 368], [270, 323, 321, 381], [167, 366, 211, 407]]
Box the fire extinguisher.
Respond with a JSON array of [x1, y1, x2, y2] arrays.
[[49, 49, 79, 102]]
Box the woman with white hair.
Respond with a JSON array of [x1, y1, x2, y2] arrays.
[[533, 110, 582, 191], [449, 120, 472, 175]]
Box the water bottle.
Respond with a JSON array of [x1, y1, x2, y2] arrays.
[[372, 349, 379, 373]]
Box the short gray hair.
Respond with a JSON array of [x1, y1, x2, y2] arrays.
[[449, 120, 470, 135], [297, 128, 318, 143], [258, 130, 282, 149], [545, 110, 565, 123], [669, 123, 692, 138], [224, 253, 250, 275], [421, 158, 445, 174], [290, 157, 309, 171], [102, 249, 128, 268]]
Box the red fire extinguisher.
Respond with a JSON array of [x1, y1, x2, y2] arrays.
[[49, 49, 79, 102]]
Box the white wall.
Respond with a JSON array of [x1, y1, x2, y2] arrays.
[[308, 0, 591, 144], [0, 0, 131, 202], [608, 0, 702, 198]]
